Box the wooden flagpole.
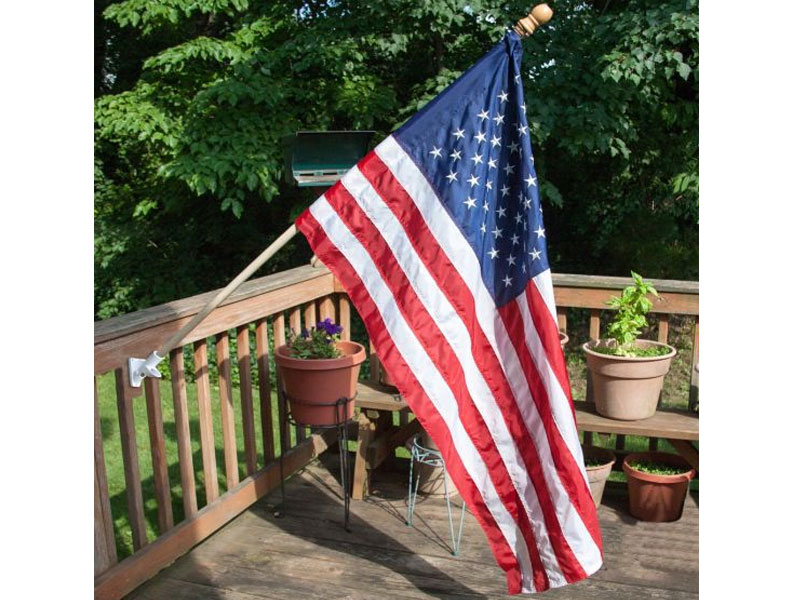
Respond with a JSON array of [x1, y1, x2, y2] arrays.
[[127, 3, 554, 387], [513, 4, 554, 38]]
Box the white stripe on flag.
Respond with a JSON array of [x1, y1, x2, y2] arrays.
[[308, 196, 537, 593], [376, 135, 602, 576], [515, 292, 588, 487], [340, 167, 567, 586], [533, 270, 559, 326]]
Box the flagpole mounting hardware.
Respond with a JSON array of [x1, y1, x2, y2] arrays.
[[128, 351, 165, 387], [513, 4, 553, 38]]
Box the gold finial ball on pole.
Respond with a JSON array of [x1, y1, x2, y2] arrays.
[[513, 4, 554, 38]]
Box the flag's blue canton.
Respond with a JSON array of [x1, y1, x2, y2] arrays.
[[393, 31, 549, 307]]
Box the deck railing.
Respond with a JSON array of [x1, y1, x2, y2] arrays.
[[94, 264, 698, 599]]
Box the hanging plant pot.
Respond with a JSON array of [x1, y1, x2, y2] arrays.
[[623, 452, 695, 522], [276, 341, 366, 426], [583, 339, 676, 420], [583, 446, 616, 508]]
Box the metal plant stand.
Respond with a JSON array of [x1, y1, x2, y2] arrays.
[[277, 386, 355, 532], [406, 433, 467, 555]]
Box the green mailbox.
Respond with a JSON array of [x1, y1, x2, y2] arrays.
[[282, 130, 375, 187]]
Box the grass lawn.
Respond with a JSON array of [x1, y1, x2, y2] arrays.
[[98, 313, 698, 559], [97, 369, 301, 560]]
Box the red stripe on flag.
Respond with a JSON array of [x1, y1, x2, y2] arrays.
[[296, 204, 526, 594], [524, 282, 574, 419], [358, 153, 590, 581], [497, 294, 603, 550], [323, 179, 551, 592]]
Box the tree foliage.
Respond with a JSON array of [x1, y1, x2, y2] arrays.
[[95, 0, 698, 319]]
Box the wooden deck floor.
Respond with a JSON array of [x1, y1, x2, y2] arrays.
[[129, 453, 699, 599]]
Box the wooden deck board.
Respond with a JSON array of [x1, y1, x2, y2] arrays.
[[129, 453, 698, 599], [575, 401, 699, 440], [355, 381, 407, 412]]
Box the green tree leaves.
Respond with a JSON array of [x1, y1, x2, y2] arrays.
[[95, 0, 698, 319]]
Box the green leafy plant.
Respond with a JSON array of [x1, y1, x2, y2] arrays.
[[584, 456, 610, 468], [287, 318, 343, 359], [596, 271, 670, 357], [628, 459, 690, 476]]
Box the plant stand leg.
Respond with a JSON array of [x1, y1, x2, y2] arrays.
[[442, 467, 467, 556], [338, 418, 352, 532], [406, 451, 415, 526]]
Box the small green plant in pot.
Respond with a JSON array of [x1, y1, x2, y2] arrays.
[[583, 446, 616, 508], [275, 319, 366, 426], [583, 272, 676, 420], [623, 452, 695, 522]]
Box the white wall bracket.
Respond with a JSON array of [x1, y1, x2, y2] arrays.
[[128, 352, 165, 388]]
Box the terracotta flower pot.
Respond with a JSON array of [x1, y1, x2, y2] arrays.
[[559, 331, 569, 348], [379, 360, 397, 390], [583, 446, 616, 508], [275, 340, 366, 426], [583, 339, 676, 420], [623, 452, 695, 522]]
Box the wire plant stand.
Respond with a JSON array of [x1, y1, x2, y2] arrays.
[[276, 386, 356, 532], [406, 433, 467, 556]]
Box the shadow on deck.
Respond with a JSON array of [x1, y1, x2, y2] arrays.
[[128, 453, 698, 599]]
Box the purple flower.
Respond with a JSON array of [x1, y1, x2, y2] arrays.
[[301, 328, 309, 339], [317, 318, 343, 336]]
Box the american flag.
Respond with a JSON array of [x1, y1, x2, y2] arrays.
[[296, 31, 602, 594]]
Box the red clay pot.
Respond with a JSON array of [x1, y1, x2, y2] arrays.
[[275, 341, 366, 426], [583, 339, 676, 420], [379, 361, 397, 390], [583, 446, 616, 508], [623, 452, 695, 522]]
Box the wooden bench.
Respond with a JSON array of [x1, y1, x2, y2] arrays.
[[351, 391, 699, 500], [575, 401, 699, 472], [352, 381, 419, 500]]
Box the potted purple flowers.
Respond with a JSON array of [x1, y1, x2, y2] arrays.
[[275, 318, 366, 426]]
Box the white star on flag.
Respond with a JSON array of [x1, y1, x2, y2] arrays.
[[430, 146, 442, 158]]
